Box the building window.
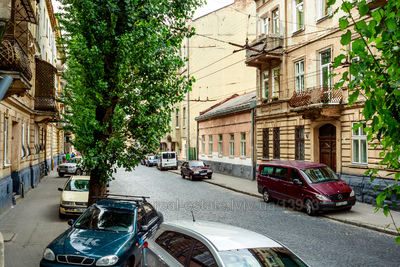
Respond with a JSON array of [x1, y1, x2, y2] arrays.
[[272, 68, 280, 98], [4, 117, 8, 165], [294, 0, 304, 31], [262, 128, 269, 159], [272, 9, 279, 35], [21, 123, 25, 158], [201, 135, 205, 155], [318, 0, 331, 19], [218, 134, 223, 156], [262, 71, 269, 100], [229, 134, 234, 156], [295, 126, 305, 160], [208, 135, 212, 156], [352, 122, 367, 164], [295, 60, 304, 93], [273, 127, 280, 159], [319, 49, 331, 88], [261, 16, 269, 35], [175, 109, 179, 128], [27, 124, 30, 156], [183, 107, 186, 127], [35, 124, 39, 154], [240, 133, 246, 157]]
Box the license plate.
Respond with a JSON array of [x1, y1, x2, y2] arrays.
[[201, 173, 207, 175], [59, 170, 65, 173], [76, 208, 86, 212], [336, 201, 347, 206]]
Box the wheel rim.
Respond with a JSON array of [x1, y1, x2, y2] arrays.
[[306, 200, 312, 214], [263, 190, 269, 202]]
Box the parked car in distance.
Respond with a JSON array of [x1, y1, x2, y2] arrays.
[[57, 156, 84, 177], [141, 220, 308, 267], [40, 195, 163, 267], [146, 155, 159, 167], [58, 175, 90, 218], [257, 160, 356, 216], [181, 161, 212, 180], [157, 151, 177, 170]]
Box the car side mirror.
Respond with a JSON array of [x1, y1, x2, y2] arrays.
[[293, 179, 302, 186], [336, 173, 341, 178], [139, 225, 149, 232], [67, 219, 74, 226], [58, 188, 63, 191]]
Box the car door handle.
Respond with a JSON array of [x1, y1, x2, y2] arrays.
[[158, 255, 165, 262]]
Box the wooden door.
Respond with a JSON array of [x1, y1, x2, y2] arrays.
[[319, 124, 336, 172]]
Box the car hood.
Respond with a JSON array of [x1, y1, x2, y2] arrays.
[[311, 180, 353, 196], [58, 163, 76, 167], [61, 191, 89, 203], [192, 167, 211, 171], [50, 228, 134, 257]]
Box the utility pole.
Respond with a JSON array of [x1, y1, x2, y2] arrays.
[[187, 23, 190, 160]]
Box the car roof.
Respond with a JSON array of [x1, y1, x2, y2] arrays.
[[259, 160, 326, 169], [69, 175, 90, 181], [163, 221, 282, 251], [95, 199, 141, 211]]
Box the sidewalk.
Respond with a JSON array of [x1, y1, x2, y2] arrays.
[[170, 169, 400, 236]]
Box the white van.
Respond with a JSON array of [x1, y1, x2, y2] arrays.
[[157, 152, 178, 170]]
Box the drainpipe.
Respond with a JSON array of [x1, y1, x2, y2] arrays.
[[250, 100, 257, 180], [196, 120, 199, 161]]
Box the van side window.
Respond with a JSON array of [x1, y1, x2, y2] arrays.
[[290, 169, 304, 185], [273, 167, 288, 180], [261, 166, 274, 176]]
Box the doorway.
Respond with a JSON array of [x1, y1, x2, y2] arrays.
[[319, 124, 336, 172]]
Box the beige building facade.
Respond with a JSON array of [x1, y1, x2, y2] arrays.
[[246, 0, 397, 206], [0, 0, 65, 214]]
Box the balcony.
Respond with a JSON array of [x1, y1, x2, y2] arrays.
[[366, 0, 387, 10], [245, 35, 284, 68], [34, 58, 58, 122], [0, 36, 32, 98], [288, 87, 344, 119]]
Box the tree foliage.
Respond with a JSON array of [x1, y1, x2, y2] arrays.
[[57, 0, 203, 205], [329, 0, 400, 242]]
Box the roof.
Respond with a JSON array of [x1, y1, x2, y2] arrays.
[[96, 199, 140, 211], [195, 91, 256, 121], [259, 160, 326, 169], [164, 220, 281, 251]]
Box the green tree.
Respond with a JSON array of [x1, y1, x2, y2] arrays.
[[57, 0, 203, 205], [330, 0, 400, 242]]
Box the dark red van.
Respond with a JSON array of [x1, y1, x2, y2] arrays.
[[257, 161, 356, 215]]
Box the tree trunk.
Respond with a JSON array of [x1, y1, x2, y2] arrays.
[[88, 168, 106, 206]]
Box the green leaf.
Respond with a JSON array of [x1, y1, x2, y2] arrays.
[[385, 17, 397, 30], [395, 236, 400, 245], [339, 17, 349, 30], [376, 192, 387, 206], [341, 30, 352, 45], [358, 1, 369, 17], [333, 54, 346, 68]]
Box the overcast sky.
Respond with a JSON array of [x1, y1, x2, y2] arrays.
[[53, 0, 234, 19]]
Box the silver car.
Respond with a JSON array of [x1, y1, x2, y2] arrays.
[[57, 156, 84, 177], [141, 220, 308, 267]]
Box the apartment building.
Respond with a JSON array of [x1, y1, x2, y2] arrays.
[[0, 0, 65, 215], [245, 0, 398, 207], [160, 0, 257, 161]]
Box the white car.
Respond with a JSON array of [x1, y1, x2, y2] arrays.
[[142, 220, 308, 267], [58, 176, 90, 218], [57, 156, 83, 177]]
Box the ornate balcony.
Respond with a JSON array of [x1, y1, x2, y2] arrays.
[[288, 86, 344, 119], [0, 36, 32, 97], [245, 35, 284, 68]]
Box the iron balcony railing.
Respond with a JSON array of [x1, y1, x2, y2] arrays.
[[245, 34, 284, 59], [288, 86, 343, 108]]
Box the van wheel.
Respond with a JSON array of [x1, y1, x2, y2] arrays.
[[189, 174, 193, 180], [263, 189, 271, 203], [181, 172, 185, 179], [58, 173, 64, 177], [305, 199, 316, 216], [75, 169, 82, 175]]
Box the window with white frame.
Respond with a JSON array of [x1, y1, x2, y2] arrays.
[[175, 109, 179, 128], [27, 124, 30, 156], [295, 60, 305, 92], [229, 134, 234, 156], [319, 49, 331, 88], [272, 68, 280, 98], [208, 135, 212, 156], [240, 133, 246, 157], [352, 122, 367, 164], [294, 0, 304, 31], [318, 0, 331, 19], [218, 134, 223, 156], [272, 9, 279, 35], [21, 123, 25, 158], [261, 16, 269, 35], [4, 117, 9, 165], [262, 71, 269, 100], [201, 135, 205, 155]]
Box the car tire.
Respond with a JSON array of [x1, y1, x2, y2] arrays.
[[125, 256, 135, 267], [263, 189, 271, 203], [189, 174, 193, 180], [181, 172, 185, 179], [208, 175, 212, 179], [305, 199, 316, 216], [75, 169, 82, 175], [58, 173, 64, 177]]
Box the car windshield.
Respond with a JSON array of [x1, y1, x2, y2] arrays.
[[68, 158, 81, 164], [74, 206, 134, 233], [301, 166, 340, 184], [189, 161, 205, 167], [65, 179, 89, 191], [218, 247, 307, 267], [162, 153, 175, 159]]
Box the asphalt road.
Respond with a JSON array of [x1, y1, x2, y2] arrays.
[[111, 165, 400, 267]]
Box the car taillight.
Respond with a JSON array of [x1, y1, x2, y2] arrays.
[[143, 241, 148, 248]]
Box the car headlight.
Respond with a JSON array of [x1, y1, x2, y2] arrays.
[[43, 248, 55, 261], [96, 255, 119, 266], [315, 194, 330, 202], [194, 170, 199, 174], [62, 201, 75, 205], [207, 170, 212, 173], [350, 190, 355, 197]]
